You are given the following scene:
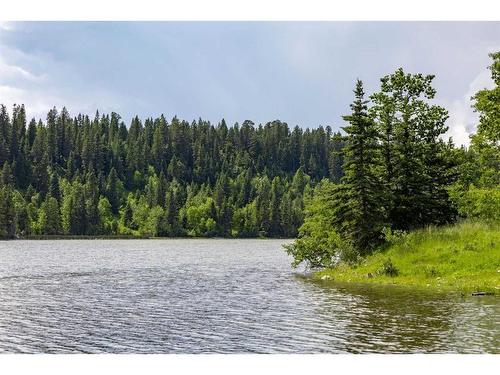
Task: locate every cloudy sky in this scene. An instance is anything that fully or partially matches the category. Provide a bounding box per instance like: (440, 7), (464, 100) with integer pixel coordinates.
(0, 22), (499, 145)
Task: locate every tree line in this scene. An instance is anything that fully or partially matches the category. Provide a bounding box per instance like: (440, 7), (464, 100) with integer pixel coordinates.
(286, 52), (500, 268)
(0, 108), (346, 238)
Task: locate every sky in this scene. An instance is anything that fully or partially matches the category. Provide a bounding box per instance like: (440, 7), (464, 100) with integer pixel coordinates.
(0, 21), (499, 146)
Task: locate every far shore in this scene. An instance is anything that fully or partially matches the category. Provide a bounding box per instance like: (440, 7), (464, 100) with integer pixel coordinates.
(2, 235), (295, 241)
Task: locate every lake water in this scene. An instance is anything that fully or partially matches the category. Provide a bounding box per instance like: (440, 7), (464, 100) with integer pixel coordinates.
(0, 239), (498, 353)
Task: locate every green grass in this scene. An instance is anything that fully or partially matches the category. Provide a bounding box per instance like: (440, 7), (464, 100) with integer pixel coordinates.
(314, 220), (500, 295)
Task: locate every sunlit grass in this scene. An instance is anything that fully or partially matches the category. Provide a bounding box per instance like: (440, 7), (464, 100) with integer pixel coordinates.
(315, 220), (500, 295)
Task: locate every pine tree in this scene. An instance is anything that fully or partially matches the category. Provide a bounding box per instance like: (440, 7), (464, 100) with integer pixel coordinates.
(1, 162), (14, 186)
(328, 133), (345, 183)
(84, 171), (101, 235)
(39, 196), (61, 235)
(269, 177), (282, 237)
(106, 167), (121, 214)
(279, 191), (295, 237)
(46, 107), (58, 166)
(255, 176), (271, 235)
(31, 127), (49, 196)
(217, 200), (233, 236)
(12, 191), (29, 236)
(0, 105), (11, 164)
(336, 80), (386, 254)
(61, 178), (87, 235)
(121, 197), (135, 230)
(0, 185), (15, 239)
(165, 190), (178, 235)
(214, 172), (229, 208)
(151, 119), (167, 174)
(48, 173), (61, 201)
(156, 172), (167, 207)
(98, 196), (114, 234)
(236, 168), (253, 206)
(291, 167), (309, 197)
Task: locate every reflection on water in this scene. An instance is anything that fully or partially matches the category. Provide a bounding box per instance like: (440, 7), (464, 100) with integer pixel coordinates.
(305, 281), (499, 353)
(0, 239), (498, 353)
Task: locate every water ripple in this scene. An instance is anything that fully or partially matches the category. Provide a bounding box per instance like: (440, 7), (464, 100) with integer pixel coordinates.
(0, 239), (498, 353)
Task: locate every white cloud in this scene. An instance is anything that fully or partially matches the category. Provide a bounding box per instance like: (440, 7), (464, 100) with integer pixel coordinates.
(0, 56), (42, 82)
(0, 22), (15, 31)
(0, 84), (61, 119)
(442, 68), (494, 147)
(0, 50), (59, 120)
(0, 39), (122, 121)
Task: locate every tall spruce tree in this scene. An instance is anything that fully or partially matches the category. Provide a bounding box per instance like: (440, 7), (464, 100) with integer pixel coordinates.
(0, 185), (15, 239)
(269, 176), (282, 237)
(336, 80), (386, 254)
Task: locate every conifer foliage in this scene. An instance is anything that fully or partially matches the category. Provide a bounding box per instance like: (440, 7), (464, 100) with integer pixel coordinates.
(335, 80), (386, 254)
(287, 64), (471, 267)
(0, 108), (342, 239)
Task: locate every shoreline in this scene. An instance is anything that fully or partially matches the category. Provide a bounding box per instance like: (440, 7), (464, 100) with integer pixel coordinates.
(311, 220), (500, 296)
(311, 271), (498, 296)
(2, 235), (295, 241)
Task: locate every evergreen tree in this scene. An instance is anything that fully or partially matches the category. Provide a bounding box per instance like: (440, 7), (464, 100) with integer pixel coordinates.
(61, 178), (87, 235)
(371, 69), (453, 229)
(151, 118), (167, 174)
(328, 133), (345, 183)
(12, 191), (29, 236)
(98, 196), (114, 234)
(165, 190), (178, 235)
(255, 176), (271, 235)
(0, 105), (10, 165)
(214, 172), (229, 209)
(269, 177), (282, 237)
(217, 201), (233, 236)
(48, 173), (61, 202)
(336, 80), (386, 254)
(121, 197), (135, 230)
(106, 167), (121, 214)
(30, 127), (49, 196)
(39, 196), (61, 235)
(279, 191), (295, 237)
(1, 162), (14, 186)
(84, 171), (101, 235)
(0, 185), (16, 239)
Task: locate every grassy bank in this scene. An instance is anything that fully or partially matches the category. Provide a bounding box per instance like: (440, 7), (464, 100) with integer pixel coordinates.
(314, 220), (500, 295)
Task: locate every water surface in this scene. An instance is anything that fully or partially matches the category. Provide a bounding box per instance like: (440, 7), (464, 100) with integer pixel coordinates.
(0, 239), (498, 353)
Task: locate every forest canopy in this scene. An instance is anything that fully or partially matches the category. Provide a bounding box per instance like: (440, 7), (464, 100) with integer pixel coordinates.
(0, 106), (344, 238)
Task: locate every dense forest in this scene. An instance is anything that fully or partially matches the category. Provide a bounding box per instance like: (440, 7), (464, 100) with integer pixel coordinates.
(286, 52), (500, 268)
(0, 105), (345, 238)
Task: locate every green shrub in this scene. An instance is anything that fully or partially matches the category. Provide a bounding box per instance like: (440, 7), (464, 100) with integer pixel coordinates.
(381, 226), (408, 245)
(284, 180), (346, 268)
(377, 258), (399, 277)
(338, 244), (361, 265)
(450, 185), (500, 222)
